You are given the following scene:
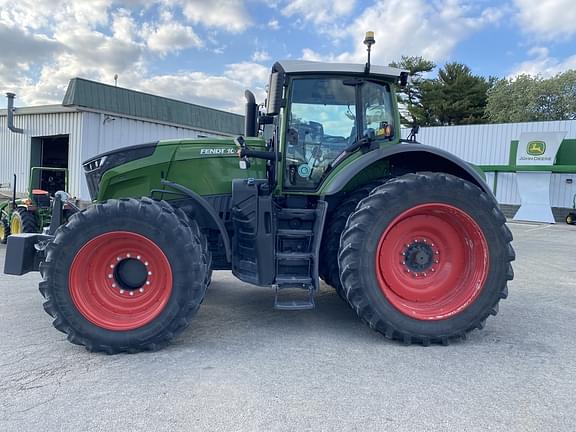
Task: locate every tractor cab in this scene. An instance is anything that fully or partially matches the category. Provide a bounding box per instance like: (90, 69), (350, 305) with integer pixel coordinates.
(239, 56), (408, 194)
(229, 44), (410, 309)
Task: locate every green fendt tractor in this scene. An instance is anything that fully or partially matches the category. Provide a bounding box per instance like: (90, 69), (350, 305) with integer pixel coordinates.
(4, 34), (514, 353)
(0, 167), (69, 243)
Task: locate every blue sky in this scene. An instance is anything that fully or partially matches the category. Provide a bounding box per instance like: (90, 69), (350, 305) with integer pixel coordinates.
(1, 0), (575, 113)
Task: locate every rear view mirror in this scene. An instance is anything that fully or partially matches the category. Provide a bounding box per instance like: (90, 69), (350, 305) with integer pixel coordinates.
(266, 72), (284, 116)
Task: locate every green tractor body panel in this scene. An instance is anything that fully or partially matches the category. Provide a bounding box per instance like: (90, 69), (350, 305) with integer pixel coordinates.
(96, 138), (268, 201)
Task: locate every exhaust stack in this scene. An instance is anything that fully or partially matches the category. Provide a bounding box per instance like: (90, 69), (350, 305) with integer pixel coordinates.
(244, 90), (258, 137)
(6, 93), (23, 134)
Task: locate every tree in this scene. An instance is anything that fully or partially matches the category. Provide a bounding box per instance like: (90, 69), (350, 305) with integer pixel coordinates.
(486, 71), (576, 123)
(389, 56), (435, 127)
(422, 62), (492, 126)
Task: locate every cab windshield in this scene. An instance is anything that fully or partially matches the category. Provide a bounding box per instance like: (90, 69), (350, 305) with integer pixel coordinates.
(284, 77), (394, 189)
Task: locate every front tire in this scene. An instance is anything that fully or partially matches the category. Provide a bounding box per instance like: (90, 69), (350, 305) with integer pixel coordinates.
(0, 215), (9, 244)
(40, 197), (207, 354)
(339, 173), (515, 345)
(10, 209), (38, 234)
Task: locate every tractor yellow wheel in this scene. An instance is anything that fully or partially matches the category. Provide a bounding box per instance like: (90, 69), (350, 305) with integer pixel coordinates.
(10, 209), (38, 234)
(10, 213), (22, 234)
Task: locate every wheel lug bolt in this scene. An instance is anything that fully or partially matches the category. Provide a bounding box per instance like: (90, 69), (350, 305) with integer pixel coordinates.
(108, 274), (113, 279)
(137, 255), (141, 260)
(148, 271), (152, 276)
(402, 261), (406, 265)
(146, 281), (151, 285)
(129, 291), (134, 296)
(139, 288), (144, 293)
(120, 289), (124, 294)
(144, 262), (149, 266)
(112, 283), (116, 288)
(116, 257), (121, 261)
(127, 253), (131, 258)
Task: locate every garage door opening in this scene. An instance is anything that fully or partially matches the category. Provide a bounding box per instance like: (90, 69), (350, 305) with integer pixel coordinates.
(30, 135), (69, 195)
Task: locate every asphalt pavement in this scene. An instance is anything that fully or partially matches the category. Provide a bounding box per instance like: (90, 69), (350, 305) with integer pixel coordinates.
(0, 222), (575, 431)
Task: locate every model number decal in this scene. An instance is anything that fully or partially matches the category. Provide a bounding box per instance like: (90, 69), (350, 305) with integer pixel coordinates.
(199, 148), (237, 155)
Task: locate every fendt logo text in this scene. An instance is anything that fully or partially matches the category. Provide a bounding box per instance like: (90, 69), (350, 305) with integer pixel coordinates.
(527, 141), (546, 156)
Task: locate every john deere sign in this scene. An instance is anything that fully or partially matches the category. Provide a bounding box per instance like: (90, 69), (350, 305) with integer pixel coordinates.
(516, 132), (566, 166)
(513, 131), (567, 224)
(527, 141), (546, 156)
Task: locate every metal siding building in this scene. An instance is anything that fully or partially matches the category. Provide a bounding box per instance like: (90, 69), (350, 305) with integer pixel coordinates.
(1, 79), (244, 201)
(404, 120), (576, 209)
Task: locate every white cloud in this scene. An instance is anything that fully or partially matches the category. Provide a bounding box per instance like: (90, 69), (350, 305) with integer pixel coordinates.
(136, 62), (269, 114)
(112, 8), (138, 43)
(224, 62), (270, 88)
(267, 19), (280, 30)
(169, 0), (252, 33)
(514, 0), (576, 40)
(252, 50), (271, 62)
(282, 0), (356, 24)
(300, 0), (504, 65)
(144, 22), (203, 54)
(510, 47), (576, 77)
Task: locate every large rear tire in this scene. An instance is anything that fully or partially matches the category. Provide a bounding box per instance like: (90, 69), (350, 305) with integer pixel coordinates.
(339, 173), (514, 345)
(40, 197), (207, 354)
(319, 181), (387, 300)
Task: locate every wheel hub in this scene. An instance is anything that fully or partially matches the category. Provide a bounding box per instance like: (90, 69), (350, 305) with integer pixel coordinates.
(113, 258), (148, 290)
(403, 241), (435, 273)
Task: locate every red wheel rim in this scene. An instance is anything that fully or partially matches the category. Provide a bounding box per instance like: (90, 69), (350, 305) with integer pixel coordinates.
(376, 203), (489, 320)
(69, 231), (173, 331)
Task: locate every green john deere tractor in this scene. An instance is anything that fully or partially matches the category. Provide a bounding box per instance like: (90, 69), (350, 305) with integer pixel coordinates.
(0, 167), (69, 243)
(4, 33), (514, 353)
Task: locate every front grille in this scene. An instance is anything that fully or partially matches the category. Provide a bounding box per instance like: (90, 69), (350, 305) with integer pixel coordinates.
(82, 142), (157, 201)
(85, 170), (101, 200)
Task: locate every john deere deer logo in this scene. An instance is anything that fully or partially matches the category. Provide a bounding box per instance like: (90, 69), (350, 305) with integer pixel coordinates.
(527, 140), (546, 156)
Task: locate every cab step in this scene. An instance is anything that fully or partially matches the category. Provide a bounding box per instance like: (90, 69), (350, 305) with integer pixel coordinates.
(273, 284), (315, 311)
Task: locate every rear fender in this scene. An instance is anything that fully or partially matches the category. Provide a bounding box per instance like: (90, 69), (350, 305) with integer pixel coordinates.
(321, 143), (492, 197)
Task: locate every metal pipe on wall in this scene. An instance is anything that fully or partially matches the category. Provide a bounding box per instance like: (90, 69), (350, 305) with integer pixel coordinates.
(6, 93), (24, 134)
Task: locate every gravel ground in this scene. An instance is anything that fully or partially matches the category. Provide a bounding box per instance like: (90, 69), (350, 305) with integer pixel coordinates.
(0, 222), (575, 431)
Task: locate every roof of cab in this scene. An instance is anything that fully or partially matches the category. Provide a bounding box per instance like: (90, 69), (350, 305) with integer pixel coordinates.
(273, 60), (407, 79)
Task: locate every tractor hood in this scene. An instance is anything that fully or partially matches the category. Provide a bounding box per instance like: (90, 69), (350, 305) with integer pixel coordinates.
(84, 137), (268, 201)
